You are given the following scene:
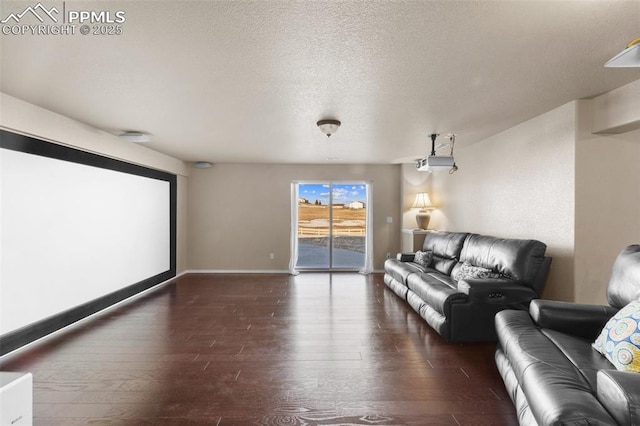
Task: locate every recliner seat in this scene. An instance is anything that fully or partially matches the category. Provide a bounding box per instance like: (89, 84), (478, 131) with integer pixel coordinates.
(495, 245), (640, 425)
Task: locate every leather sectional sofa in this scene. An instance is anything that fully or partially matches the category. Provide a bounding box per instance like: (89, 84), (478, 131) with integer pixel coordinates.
(495, 245), (640, 425)
(384, 230), (551, 342)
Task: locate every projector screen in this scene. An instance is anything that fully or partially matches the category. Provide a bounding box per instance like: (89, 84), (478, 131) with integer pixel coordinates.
(0, 131), (176, 344)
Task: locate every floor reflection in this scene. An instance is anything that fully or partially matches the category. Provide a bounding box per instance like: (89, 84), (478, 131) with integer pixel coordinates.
(1, 272), (517, 424)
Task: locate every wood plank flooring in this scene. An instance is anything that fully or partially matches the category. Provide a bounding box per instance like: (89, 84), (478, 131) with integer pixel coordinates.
(0, 273), (518, 425)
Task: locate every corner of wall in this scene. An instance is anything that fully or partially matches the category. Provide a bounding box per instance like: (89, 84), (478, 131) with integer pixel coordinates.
(574, 85), (640, 304)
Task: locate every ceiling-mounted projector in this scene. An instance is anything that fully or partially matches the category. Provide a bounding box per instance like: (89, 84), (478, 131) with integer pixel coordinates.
(415, 133), (458, 173)
(415, 155), (455, 171)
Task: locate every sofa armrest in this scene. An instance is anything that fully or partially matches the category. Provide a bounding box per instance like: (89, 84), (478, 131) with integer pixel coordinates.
(529, 299), (617, 340)
(457, 279), (538, 308)
(597, 370), (640, 426)
(396, 252), (415, 262)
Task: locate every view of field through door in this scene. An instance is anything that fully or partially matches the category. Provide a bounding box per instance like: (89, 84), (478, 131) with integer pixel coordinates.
(296, 182), (367, 270)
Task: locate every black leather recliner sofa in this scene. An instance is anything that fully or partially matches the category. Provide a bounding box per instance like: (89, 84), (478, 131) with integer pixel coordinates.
(383, 230), (551, 342)
(495, 244), (640, 425)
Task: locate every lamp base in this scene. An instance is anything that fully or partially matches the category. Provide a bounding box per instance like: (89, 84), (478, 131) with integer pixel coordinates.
(415, 210), (432, 230)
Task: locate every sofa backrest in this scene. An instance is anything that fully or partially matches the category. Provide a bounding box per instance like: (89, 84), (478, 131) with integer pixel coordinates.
(607, 245), (640, 309)
(422, 231), (469, 275)
(459, 234), (548, 290)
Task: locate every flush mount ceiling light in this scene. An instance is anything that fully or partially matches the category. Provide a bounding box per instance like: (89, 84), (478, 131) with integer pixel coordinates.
(605, 36), (640, 67)
(193, 161), (213, 169)
(118, 131), (151, 143)
(316, 119), (341, 137)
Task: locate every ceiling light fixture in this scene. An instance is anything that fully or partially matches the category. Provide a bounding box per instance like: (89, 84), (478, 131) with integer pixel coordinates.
(118, 131), (151, 143)
(605, 36), (640, 67)
(193, 162), (213, 169)
(317, 119), (341, 137)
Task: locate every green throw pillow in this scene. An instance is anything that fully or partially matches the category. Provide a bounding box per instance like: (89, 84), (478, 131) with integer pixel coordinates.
(593, 299), (640, 372)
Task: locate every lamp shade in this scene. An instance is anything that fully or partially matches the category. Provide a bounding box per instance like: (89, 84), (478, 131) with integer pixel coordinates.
(412, 192), (434, 210)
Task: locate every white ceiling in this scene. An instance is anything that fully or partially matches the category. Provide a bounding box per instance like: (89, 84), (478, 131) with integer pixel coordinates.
(1, 0), (639, 164)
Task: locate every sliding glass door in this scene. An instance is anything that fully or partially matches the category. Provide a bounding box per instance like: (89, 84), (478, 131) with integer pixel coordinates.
(295, 182), (367, 270)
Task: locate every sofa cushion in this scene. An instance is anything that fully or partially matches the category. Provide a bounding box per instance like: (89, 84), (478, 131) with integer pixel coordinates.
(593, 299), (640, 372)
(542, 329), (614, 390)
(459, 234), (546, 287)
(597, 370), (640, 426)
(422, 231), (468, 275)
(383, 258), (425, 285)
(407, 273), (466, 316)
(414, 250), (433, 268)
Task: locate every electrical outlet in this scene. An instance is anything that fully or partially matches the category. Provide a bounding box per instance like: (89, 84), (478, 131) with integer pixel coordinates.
(269, 253), (275, 260)
(386, 252), (391, 259)
(386, 216), (393, 224)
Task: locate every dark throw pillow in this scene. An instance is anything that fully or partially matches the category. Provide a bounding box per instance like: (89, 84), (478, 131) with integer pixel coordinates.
(414, 250), (433, 268)
(453, 262), (501, 281)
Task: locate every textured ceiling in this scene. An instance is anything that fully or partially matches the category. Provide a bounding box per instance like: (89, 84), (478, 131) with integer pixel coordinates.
(1, 0), (639, 164)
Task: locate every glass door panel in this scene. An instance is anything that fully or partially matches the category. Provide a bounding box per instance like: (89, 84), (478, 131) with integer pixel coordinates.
(296, 183), (330, 268)
(331, 184), (366, 269)
(295, 182), (367, 270)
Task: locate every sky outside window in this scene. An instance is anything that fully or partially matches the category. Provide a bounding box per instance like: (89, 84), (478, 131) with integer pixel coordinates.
(299, 183), (366, 205)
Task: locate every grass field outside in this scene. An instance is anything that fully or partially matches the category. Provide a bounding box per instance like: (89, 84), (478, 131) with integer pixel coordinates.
(297, 205), (365, 238)
(298, 204), (366, 268)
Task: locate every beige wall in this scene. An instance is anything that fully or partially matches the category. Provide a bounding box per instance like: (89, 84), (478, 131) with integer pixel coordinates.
(592, 79), (640, 134)
(177, 175), (189, 273)
(575, 101), (640, 304)
(401, 163), (431, 230)
(0, 93), (190, 273)
(0, 94), (188, 177)
(425, 103), (577, 301)
(187, 163), (401, 271)
(401, 79), (640, 303)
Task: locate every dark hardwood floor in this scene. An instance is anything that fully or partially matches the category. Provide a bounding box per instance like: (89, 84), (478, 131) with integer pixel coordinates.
(0, 273), (518, 425)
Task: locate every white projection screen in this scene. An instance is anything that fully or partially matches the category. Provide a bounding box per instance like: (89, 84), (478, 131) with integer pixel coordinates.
(0, 131), (176, 354)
